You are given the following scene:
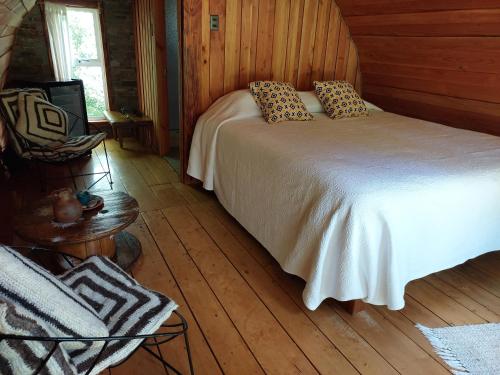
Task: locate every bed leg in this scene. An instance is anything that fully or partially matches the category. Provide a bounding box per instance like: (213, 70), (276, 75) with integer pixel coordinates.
(342, 300), (366, 315)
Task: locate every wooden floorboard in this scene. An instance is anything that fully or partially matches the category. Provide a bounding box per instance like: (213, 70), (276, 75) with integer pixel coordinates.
(165, 205), (320, 374)
(142, 210), (264, 375)
(4, 139), (500, 375)
(188, 202), (359, 374)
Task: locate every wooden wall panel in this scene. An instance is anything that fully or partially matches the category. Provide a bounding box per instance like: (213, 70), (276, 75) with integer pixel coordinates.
(271, 0), (290, 82)
(311, 0), (332, 82)
(323, 6), (340, 80)
(336, 0), (500, 16)
(209, 0), (225, 101)
(182, 0), (361, 181)
(336, 0), (500, 137)
(296, 0), (318, 89)
(255, 0), (276, 81)
(239, 0), (258, 86)
(134, 0), (169, 154)
(284, 0), (305, 86)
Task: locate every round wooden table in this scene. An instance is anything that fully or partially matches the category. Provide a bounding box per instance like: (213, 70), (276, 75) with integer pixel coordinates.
(13, 191), (141, 270)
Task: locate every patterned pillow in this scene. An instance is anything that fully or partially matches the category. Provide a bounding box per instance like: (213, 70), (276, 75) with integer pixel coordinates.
(249, 81), (314, 124)
(0, 245), (108, 353)
(0, 88), (49, 154)
(16, 92), (68, 146)
(0, 300), (77, 375)
(0, 88), (49, 127)
(59, 256), (178, 375)
(313, 81), (368, 119)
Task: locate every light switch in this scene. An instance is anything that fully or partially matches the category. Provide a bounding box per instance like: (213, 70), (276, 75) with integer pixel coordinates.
(210, 15), (219, 31)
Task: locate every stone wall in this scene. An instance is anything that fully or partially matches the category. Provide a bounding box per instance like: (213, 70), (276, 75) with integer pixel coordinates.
(7, 5), (53, 83)
(7, 0), (138, 112)
(101, 0), (137, 111)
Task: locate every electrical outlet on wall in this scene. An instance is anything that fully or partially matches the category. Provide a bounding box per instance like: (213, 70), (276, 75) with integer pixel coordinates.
(210, 15), (219, 31)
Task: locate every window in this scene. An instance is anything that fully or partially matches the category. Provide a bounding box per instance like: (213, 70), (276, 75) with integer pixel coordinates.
(66, 7), (108, 119)
(45, 3), (109, 120)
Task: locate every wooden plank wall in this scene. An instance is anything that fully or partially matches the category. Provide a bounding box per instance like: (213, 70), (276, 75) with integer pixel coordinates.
(336, 0), (500, 136)
(134, 0), (169, 154)
(182, 0), (361, 181)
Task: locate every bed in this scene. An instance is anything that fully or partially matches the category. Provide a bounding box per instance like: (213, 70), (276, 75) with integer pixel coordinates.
(188, 90), (500, 311)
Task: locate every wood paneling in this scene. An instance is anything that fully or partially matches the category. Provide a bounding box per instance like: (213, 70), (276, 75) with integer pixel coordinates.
(181, 0), (361, 181)
(336, 0), (500, 16)
(336, 0), (500, 136)
(134, 0), (169, 154)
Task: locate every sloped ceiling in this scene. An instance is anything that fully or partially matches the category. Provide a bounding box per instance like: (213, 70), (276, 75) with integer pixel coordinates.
(0, 0), (37, 150)
(0, 0), (37, 89)
(337, 0), (500, 135)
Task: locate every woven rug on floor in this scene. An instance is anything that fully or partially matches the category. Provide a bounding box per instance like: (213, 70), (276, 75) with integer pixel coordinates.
(417, 323), (500, 375)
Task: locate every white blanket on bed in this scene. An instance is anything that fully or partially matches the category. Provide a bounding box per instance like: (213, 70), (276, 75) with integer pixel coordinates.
(188, 91), (500, 310)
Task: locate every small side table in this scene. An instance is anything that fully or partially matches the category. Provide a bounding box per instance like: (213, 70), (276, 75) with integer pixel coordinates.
(104, 110), (153, 149)
(13, 191), (141, 270)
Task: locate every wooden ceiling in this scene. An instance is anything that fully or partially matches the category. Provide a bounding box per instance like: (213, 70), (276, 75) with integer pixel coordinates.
(337, 0), (500, 136)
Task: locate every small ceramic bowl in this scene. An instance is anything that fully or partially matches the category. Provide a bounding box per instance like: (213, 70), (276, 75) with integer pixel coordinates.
(77, 191), (91, 205)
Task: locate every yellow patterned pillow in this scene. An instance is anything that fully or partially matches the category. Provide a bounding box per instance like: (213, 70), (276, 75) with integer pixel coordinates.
(313, 81), (368, 119)
(249, 81), (314, 124)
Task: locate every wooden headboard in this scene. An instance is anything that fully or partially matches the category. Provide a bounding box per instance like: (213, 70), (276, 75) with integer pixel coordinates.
(181, 0), (361, 182)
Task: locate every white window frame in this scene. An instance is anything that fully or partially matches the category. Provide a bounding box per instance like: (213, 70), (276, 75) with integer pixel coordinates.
(67, 6), (109, 118)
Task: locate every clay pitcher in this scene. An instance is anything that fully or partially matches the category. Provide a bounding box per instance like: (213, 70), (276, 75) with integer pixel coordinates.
(52, 188), (83, 223)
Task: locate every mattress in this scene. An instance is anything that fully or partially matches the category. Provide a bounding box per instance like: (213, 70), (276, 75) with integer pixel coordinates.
(188, 90), (500, 310)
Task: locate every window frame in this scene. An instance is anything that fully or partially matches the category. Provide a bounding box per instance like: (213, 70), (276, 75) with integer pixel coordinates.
(67, 6), (110, 118)
(41, 0), (113, 121)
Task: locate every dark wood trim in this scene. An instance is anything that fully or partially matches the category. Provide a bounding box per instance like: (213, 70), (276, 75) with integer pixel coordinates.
(98, 0), (114, 111)
(178, 0), (188, 183)
(133, 0), (169, 155)
(38, 1), (56, 80)
(88, 119), (109, 127)
(132, 0), (142, 110)
(154, 0), (169, 156)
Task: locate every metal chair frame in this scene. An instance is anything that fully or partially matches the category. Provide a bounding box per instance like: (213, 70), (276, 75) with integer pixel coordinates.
(0, 246), (194, 375)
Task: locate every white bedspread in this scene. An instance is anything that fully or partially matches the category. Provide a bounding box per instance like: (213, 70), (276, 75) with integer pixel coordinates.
(188, 91), (500, 310)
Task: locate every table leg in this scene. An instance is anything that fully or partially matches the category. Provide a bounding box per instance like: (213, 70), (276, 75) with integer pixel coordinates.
(137, 127), (143, 145)
(54, 232), (141, 271)
(135, 127), (140, 144)
(56, 236), (115, 260)
(114, 231), (142, 270)
(147, 127), (152, 148)
(118, 129), (124, 149)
